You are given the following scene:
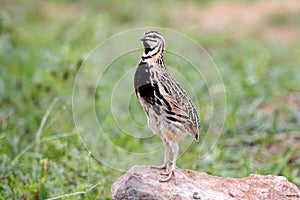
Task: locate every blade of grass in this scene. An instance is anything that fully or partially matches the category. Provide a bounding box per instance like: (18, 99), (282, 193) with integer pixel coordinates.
(45, 182), (101, 200)
(274, 150), (294, 175)
(35, 97), (59, 154)
(9, 131), (77, 170)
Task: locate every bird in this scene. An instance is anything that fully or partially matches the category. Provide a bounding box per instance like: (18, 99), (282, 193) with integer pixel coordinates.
(134, 30), (200, 183)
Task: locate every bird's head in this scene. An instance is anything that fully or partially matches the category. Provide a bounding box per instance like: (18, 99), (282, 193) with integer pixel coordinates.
(140, 30), (165, 58)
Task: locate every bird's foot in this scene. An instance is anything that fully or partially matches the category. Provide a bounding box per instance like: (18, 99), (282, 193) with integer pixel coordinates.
(159, 168), (178, 185)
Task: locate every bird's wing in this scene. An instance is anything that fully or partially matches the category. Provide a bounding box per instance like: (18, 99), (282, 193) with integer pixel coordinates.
(158, 71), (200, 141)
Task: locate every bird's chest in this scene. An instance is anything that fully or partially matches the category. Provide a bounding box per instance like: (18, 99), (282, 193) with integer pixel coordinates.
(134, 63), (162, 108)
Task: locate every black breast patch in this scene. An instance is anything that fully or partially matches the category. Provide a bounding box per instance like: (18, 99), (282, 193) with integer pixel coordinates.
(134, 62), (171, 116)
(134, 62), (156, 106)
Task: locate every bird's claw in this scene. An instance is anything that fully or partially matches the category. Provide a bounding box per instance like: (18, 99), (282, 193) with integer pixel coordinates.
(159, 168), (177, 185)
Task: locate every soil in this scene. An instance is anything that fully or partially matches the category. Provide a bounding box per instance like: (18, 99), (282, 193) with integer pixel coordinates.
(174, 0), (300, 42)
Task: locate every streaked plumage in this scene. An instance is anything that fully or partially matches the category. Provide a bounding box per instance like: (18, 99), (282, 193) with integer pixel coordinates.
(134, 30), (200, 183)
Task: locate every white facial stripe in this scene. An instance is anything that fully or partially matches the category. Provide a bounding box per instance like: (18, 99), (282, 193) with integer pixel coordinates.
(142, 43), (162, 58)
(141, 32), (165, 59)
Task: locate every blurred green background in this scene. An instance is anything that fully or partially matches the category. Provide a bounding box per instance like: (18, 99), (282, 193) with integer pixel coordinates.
(0, 0), (300, 199)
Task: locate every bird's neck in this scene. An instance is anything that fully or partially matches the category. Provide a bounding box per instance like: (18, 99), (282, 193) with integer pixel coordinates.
(141, 49), (166, 70)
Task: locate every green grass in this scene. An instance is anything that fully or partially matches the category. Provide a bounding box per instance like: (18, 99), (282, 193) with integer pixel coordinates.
(1, 0), (300, 199)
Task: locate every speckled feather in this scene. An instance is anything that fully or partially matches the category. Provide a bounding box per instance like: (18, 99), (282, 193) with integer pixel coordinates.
(134, 31), (200, 142)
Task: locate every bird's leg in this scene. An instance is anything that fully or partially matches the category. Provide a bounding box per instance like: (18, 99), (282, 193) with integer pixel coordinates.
(151, 140), (169, 171)
(160, 142), (178, 184)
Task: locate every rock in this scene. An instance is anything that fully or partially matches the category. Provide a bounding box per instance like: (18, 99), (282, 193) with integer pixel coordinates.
(111, 165), (300, 200)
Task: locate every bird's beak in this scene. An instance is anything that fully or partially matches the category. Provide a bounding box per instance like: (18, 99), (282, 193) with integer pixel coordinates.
(140, 36), (146, 42)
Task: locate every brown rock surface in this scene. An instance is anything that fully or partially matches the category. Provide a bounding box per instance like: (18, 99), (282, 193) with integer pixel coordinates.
(111, 165), (300, 200)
